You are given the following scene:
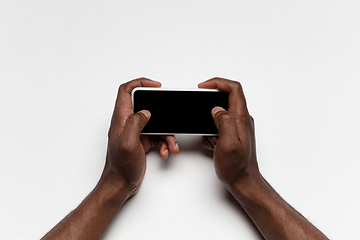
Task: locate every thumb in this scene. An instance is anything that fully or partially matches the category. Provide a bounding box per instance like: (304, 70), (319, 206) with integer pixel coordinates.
(121, 110), (151, 140)
(212, 107), (239, 145)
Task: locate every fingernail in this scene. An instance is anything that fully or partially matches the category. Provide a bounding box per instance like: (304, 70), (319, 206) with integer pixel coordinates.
(164, 149), (169, 158)
(176, 143), (179, 150)
(212, 106), (225, 116)
(139, 110), (151, 118)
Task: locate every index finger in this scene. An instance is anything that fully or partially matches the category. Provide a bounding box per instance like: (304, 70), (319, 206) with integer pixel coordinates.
(110, 78), (161, 138)
(198, 77), (252, 142)
(198, 77), (249, 118)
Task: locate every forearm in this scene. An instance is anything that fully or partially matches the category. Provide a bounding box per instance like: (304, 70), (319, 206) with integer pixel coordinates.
(228, 174), (329, 240)
(41, 174), (132, 240)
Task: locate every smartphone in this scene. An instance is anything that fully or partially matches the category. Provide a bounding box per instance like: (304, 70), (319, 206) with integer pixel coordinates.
(131, 88), (229, 135)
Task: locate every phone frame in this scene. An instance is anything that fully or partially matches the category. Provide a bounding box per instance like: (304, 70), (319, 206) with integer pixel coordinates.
(131, 87), (224, 136)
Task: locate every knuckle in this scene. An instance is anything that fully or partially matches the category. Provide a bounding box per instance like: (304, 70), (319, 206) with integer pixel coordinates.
(249, 115), (255, 131)
(108, 127), (112, 139)
(219, 142), (239, 155)
(118, 83), (126, 94)
(236, 113), (251, 126)
(135, 77), (148, 81)
(118, 80), (137, 95)
(210, 77), (225, 81)
(126, 113), (142, 125)
(217, 112), (234, 124)
(249, 115), (254, 123)
(119, 140), (133, 154)
(249, 115), (255, 125)
(233, 81), (243, 90)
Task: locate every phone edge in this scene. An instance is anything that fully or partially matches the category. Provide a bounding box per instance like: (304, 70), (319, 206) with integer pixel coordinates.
(131, 87), (221, 136)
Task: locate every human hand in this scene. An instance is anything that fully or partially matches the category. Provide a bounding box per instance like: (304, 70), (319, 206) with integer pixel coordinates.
(198, 78), (259, 189)
(103, 78), (179, 197)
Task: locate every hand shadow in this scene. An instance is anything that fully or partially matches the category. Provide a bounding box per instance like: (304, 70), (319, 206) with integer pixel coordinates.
(108, 135), (264, 239)
(158, 135), (263, 239)
(174, 135), (263, 239)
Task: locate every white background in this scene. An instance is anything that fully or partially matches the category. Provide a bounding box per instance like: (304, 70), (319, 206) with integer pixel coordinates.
(1, 0), (359, 239)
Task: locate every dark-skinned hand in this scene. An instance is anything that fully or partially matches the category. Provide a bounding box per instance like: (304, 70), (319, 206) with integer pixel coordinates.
(102, 78), (180, 197)
(199, 77), (259, 189)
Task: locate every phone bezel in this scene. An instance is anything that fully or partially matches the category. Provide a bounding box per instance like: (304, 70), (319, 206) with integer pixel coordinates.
(131, 87), (223, 136)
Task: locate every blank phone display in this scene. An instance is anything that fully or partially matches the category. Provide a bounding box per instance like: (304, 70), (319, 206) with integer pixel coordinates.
(133, 90), (229, 135)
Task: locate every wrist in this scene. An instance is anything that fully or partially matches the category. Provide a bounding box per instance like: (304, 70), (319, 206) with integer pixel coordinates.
(226, 172), (270, 209)
(97, 171), (135, 205)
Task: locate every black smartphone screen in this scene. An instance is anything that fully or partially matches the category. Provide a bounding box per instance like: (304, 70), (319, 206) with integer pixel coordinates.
(132, 89), (229, 135)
